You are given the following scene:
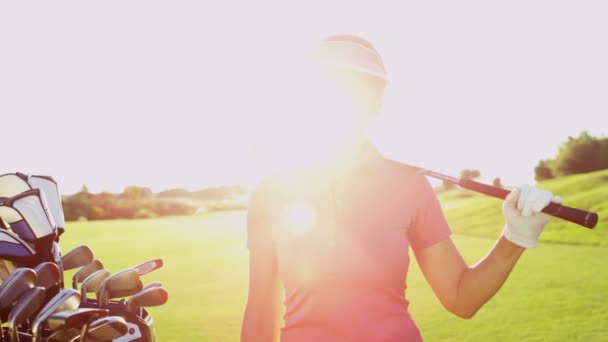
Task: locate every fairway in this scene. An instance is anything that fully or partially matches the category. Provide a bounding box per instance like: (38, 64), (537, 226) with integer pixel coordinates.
(59, 212), (607, 341)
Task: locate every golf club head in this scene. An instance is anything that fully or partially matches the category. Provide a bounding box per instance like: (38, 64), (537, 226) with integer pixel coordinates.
(142, 281), (162, 291)
(72, 259), (103, 290)
(0, 173), (31, 198)
(46, 308), (109, 330)
(61, 245), (94, 271)
(81, 269), (110, 301)
(7, 286), (46, 342)
(83, 316), (129, 341)
(31, 289), (80, 341)
(0, 189), (57, 254)
(97, 269), (142, 308)
(0, 268), (36, 312)
(0, 229), (36, 264)
(34, 262), (60, 290)
(132, 259), (163, 276)
(47, 327), (82, 342)
(28, 175), (66, 236)
(126, 286), (168, 312)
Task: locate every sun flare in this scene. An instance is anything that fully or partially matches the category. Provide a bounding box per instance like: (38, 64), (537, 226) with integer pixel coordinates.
(280, 204), (317, 235)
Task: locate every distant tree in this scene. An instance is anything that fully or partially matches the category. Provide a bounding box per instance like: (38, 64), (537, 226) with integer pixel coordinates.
(460, 169), (481, 180)
(442, 180), (456, 191)
(122, 186), (154, 201)
(158, 188), (192, 198)
(534, 132), (608, 180)
(534, 160), (554, 181)
(553, 131), (608, 176)
(492, 177), (503, 188)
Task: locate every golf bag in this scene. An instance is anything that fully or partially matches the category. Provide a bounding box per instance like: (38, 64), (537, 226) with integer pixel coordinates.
(0, 172), (165, 341)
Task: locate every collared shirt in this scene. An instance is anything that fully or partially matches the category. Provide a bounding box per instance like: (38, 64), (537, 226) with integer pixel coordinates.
(247, 143), (451, 342)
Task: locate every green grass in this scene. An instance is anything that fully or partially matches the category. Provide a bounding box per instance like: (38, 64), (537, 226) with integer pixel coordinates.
(438, 169), (608, 245)
(58, 171), (607, 341)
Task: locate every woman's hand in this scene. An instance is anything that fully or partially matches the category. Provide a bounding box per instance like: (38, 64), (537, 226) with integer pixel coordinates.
(502, 184), (563, 248)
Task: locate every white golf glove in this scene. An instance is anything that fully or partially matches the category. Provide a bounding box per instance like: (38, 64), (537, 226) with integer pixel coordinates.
(502, 184), (562, 248)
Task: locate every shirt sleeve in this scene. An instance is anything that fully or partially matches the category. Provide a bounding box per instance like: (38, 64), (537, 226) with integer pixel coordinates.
(409, 175), (452, 251)
(246, 178), (277, 252)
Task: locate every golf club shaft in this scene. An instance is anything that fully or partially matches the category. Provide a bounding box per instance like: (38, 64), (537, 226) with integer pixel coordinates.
(416, 167), (598, 229)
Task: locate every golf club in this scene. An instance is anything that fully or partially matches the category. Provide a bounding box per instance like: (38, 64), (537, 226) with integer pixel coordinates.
(72, 260), (103, 290)
(0, 173), (31, 199)
(406, 163), (599, 229)
(27, 175), (66, 236)
(34, 262), (60, 290)
(131, 259), (163, 276)
(125, 286), (168, 312)
(0, 189), (56, 248)
(46, 327), (82, 342)
(6, 286), (46, 342)
(0, 269), (37, 327)
(80, 270), (110, 303)
(45, 308), (108, 331)
(97, 269), (142, 308)
(142, 281), (162, 291)
(80, 316), (129, 341)
(50, 241), (65, 288)
(31, 289), (81, 342)
(61, 246), (94, 271)
(0, 230), (37, 265)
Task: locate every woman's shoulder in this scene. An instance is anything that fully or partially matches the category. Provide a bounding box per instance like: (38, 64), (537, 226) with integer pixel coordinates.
(381, 157), (428, 185)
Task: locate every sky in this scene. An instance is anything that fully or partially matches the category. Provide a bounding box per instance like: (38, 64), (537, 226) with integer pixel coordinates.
(1, 1), (606, 194)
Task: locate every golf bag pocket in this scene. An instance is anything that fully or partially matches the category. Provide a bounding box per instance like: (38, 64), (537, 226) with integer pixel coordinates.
(0, 189), (57, 259)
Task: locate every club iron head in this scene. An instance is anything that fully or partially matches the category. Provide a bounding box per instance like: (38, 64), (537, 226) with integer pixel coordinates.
(31, 289), (81, 342)
(142, 281), (162, 291)
(80, 269), (110, 302)
(132, 259), (163, 276)
(34, 262), (60, 290)
(97, 269), (142, 308)
(0, 268), (36, 312)
(72, 259), (103, 290)
(47, 327), (82, 342)
(46, 308), (109, 331)
(7, 286), (46, 342)
(82, 316), (129, 341)
(126, 286), (168, 312)
(61, 245), (94, 270)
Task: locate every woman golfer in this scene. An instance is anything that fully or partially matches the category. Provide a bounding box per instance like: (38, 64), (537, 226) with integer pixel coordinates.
(241, 35), (561, 342)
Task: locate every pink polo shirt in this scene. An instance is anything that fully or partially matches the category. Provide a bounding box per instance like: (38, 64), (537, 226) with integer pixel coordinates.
(247, 144), (451, 342)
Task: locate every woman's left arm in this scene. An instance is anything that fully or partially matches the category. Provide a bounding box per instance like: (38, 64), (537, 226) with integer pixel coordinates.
(414, 185), (560, 319)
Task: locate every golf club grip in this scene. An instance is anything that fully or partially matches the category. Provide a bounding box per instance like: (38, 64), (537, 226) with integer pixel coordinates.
(459, 179), (598, 229)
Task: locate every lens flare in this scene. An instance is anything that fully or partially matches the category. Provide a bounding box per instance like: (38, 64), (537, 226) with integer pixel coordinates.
(280, 204), (317, 235)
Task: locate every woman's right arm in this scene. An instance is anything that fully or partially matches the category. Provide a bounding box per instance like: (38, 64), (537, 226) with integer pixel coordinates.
(241, 180), (282, 342)
(241, 248), (282, 342)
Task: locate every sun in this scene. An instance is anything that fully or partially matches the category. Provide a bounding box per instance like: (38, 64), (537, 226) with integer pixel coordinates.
(279, 203), (317, 235)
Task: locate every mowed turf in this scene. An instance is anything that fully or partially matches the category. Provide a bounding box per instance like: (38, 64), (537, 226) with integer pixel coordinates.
(60, 211), (607, 341)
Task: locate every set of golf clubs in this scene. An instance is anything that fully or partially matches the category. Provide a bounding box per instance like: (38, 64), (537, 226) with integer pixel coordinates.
(0, 172), (168, 341)
(0, 245), (168, 342)
(0, 245), (168, 341)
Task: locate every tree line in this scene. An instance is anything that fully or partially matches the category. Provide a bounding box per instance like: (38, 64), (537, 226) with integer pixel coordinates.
(441, 131), (606, 192)
(62, 185), (248, 221)
(535, 131), (608, 181)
